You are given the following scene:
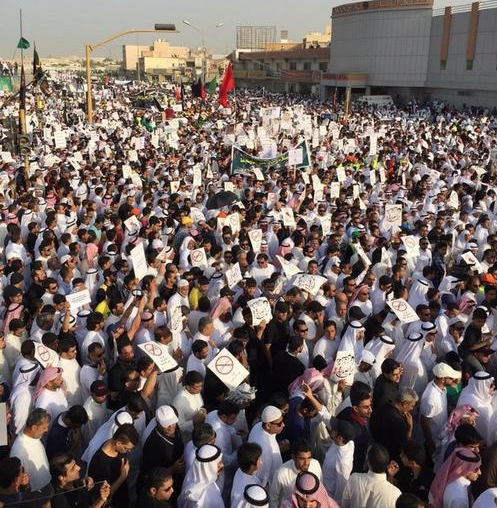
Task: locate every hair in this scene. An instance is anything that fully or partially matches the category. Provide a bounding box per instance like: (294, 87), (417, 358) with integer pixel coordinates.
(49, 453), (77, 482)
(26, 408), (50, 428)
(192, 339), (208, 355)
(291, 438), (312, 456)
(381, 358), (400, 375)
(402, 441), (426, 466)
(227, 339), (245, 358)
(287, 335), (304, 353)
(191, 423), (215, 448)
(0, 457), (22, 488)
(473, 307), (488, 320)
(198, 317), (213, 333)
(454, 423), (482, 446)
(126, 392), (146, 414)
(237, 442), (263, 472)
(350, 381), (371, 407)
(184, 370), (203, 386)
(113, 423), (139, 445)
(395, 493), (425, 508)
(367, 443), (390, 474)
(65, 405), (89, 427)
(146, 467), (172, 490)
(217, 400), (240, 418)
(58, 337), (77, 354)
(137, 356), (154, 373)
(395, 387), (419, 405)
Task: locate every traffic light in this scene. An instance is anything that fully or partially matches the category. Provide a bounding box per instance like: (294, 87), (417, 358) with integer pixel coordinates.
(17, 134), (31, 156)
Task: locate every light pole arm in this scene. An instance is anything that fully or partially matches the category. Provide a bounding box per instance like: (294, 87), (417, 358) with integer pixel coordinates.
(89, 28), (179, 51)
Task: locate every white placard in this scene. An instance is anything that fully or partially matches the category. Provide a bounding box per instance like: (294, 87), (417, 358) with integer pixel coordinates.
(276, 255), (301, 279)
(461, 251), (483, 272)
(138, 342), (177, 372)
(124, 215), (141, 233)
(252, 168), (264, 181)
(369, 170), (377, 186)
(330, 182), (340, 198)
(53, 131), (66, 150)
(224, 182), (234, 192)
(320, 217), (331, 236)
(402, 236), (420, 257)
(302, 172), (310, 185)
(248, 229), (263, 253)
(384, 204), (403, 229)
(34, 343), (58, 368)
(355, 244), (371, 266)
(336, 167), (346, 183)
(282, 207), (296, 227)
(331, 350), (355, 384)
(193, 165), (202, 187)
(225, 262), (243, 289)
(65, 289), (91, 312)
(288, 148), (303, 166)
(134, 137), (145, 151)
(294, 274), (327, 296)
(207, 348), (249, 390)
(122, 164), (132, 179)
(130, 173), (143, 188)
(191, 248), (208, 269)
(369, 134), (377, 156)
(130, 243), (148, 280)
(227, 213), (241, 234)
(247, 297), (273, 326)
(169, 305), (183, 334)
(387, 298), (419, 323)
(0, 152), (13, 163)
(170, 180), (180, 193)
(0, 404), (7, 446)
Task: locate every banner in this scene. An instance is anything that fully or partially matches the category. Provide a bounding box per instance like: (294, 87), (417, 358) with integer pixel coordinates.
(231, 139), (310, 174)
(0, 77), (12, 93)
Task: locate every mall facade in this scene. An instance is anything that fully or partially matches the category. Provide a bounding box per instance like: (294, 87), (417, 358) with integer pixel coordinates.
(321, 0), (497, 108)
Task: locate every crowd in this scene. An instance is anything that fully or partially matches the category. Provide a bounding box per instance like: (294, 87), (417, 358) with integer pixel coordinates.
(0, 72), (496, 508)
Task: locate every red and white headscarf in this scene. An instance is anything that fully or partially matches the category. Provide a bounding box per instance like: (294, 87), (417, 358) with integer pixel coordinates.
(290, 472), (340, 508)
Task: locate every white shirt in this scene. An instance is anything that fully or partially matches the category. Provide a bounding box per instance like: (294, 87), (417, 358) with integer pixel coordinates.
(79, 365), (102, 403)
(35, 388), (69, 424)
(10, 433), (50, 490)
(269, 459), (322, 508)
(323, 441), (354, 500)
(341, 470), (401, 508)
(420, 380), (447, 446)
(443, 477), (471, 508)
(81, 396), (112, 448)
(58, 357), (82, 406)
(231, 469), (261, 507)
(248, 423), (282, 486)
(172, 387), (203, 440)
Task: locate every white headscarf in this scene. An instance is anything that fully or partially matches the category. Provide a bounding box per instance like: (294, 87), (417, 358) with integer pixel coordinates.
(178, 444), (223, 508)
(365, 336), (395, 378)
(395, 332), (424, 365)
(234, 484), (269, 508)
(338, 321), (364, 361)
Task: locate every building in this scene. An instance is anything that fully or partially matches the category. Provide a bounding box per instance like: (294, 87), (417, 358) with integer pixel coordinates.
(236, 26), (277, 50)
(122, 40), (200, 81)
(321, 0), (497, 108)
(233, 26), (331, 94)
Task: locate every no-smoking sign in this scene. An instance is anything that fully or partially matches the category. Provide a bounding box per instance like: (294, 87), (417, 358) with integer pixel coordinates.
(215, 355), (234, 375)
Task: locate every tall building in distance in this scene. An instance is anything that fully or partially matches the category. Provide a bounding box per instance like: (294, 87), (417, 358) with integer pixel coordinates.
(236, 26), (277, 50)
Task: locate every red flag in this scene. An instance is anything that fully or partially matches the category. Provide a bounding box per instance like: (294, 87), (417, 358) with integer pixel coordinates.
(218, 61), (234, 107)
(175, 85), (181, 102)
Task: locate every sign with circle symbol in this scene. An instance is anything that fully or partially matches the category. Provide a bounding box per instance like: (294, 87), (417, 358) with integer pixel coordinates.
(208, 348), (249, 390)
(192, 250), (203, 262)
(34, 344), (58, 368)
(215, 355), (234, 375)
(144, 343), (163, 357)
(38, 346), (50, 363)
(391, 300), (407, 312)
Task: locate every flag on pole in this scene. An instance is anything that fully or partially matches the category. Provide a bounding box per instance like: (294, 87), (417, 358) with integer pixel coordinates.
(219, 62), (234, 108)
(207, 76), (217, 94)
(18, 63), (26, 134)
(33, 45), (40, 76)
(17, 37), (30, 50)
(175, 85), (181, 102)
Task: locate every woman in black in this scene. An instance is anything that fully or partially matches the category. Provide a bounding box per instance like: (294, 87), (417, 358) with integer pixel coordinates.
(88, 423), (139, 507)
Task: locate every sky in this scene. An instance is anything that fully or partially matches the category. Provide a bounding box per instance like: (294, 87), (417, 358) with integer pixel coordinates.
(0, 0), (479, 59)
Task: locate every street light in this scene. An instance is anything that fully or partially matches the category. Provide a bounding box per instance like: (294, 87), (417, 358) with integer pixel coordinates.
(182, 20), (222, 83)
(85, 24), (178, 124)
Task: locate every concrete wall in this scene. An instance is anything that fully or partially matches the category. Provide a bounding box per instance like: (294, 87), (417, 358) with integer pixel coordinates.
(329, 8), (433, 87)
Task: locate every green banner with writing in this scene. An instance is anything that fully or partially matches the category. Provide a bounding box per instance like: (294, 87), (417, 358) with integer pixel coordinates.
(230, 139), (310, 174)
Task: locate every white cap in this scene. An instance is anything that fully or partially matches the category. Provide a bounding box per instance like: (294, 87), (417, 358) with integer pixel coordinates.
(261, 405), (282, 423)
(195, 444), (221, 462)
(60, 254), (72, 265)
(177, 279), (189, 288)
(432, 362), (461, 379)
(243, 484), (269, 506)
(360, 350), (376, 366)
(152, 239), (164, 250)
(156, 405), (178, 428)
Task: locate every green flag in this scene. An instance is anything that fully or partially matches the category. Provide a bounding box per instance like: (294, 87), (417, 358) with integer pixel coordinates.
(207, 77), (217, 94)
(17, 37), (30, 49)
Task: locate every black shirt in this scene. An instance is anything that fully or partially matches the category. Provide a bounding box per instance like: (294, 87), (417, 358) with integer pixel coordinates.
(136, 489), (172, 508)
(337, 406), (371, 473)
(272, 351), (305, 395)
(141, 427), (184, 479)
(459, 323), (482, 358)
(373, 404), (409, 463)
(263, 318), (290, 357)
(396, 465), (434, 503)
(88, 448), (127, 508)
(46, 413), (74, 460)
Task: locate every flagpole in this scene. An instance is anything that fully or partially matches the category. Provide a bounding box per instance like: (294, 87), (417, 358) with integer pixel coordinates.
(20, 9), (24, 69)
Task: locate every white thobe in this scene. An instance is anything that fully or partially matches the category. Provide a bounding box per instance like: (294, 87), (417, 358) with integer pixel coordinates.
(172, 388), (203, 440)
(81, 396), (112, 448)
(58, 357), (82, 406)
(10, 433), (50, 490)
(323, 441), (354, 500)
(247, 423), (282, 486)
(231, 469), (261, 507)
(35, 388), (69, 423)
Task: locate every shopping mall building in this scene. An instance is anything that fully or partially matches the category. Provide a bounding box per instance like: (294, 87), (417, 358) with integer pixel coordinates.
(321, 0), (497, 108)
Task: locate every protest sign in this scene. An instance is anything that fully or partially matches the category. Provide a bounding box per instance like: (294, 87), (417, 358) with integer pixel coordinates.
(208, 349), (249, 389)
(34, 343), (59, 368)
(130, 243), (147, 280)
(225, 263), (243, 288)
(387, 298), (419, 323)
(66, 289), (91, 312)
(293, 274), (327, 296)
(247, 297), (272, 326)
(248, 229), (263, 253)
(138, 342), (177, 372)
(331, 350), (355, 384)
(384, 205), (402, 228)
(191, 248), (208, 269)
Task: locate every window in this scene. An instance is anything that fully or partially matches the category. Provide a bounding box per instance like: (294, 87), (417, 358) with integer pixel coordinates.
(289, 62), (297, 70)
(319, 62), (328, 72)
(466, 60), (473, 70)
(440, 60), (446, 70)
(303, 62), (311, 71)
